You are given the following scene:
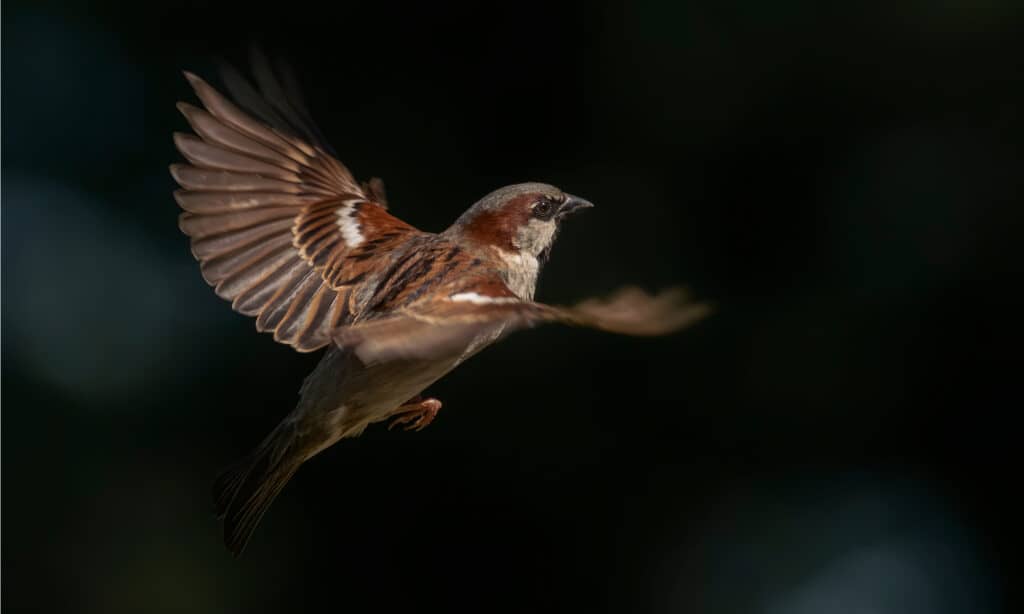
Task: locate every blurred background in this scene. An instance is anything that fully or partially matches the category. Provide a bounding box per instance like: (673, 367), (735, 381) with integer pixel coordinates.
(3, 1), (1021, 612)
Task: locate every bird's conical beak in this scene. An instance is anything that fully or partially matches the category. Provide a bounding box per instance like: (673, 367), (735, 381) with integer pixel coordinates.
(557, 195), (595, 219)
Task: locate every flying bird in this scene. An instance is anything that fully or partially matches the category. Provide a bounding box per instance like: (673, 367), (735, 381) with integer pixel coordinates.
(171, 52), (710, 556)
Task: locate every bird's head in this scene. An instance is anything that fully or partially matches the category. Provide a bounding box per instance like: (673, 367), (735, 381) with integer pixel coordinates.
(447, 182), (594, 264)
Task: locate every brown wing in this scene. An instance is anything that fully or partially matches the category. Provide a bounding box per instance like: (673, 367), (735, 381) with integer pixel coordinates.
(217, 48), (337, 159)
(335, 279), (712, 364)
(172, 67), (423, 352)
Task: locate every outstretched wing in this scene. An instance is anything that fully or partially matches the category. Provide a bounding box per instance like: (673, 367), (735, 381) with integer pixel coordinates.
(172, 65), (423, 352)
(218, 48), (337, 159)
(336, 278), (711, 364)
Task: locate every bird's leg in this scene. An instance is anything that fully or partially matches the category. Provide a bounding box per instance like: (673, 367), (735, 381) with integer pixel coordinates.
(388, 395), (443, 431)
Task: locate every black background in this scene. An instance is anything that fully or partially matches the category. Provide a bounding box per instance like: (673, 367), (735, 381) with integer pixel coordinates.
(3, 1), (1021, 612)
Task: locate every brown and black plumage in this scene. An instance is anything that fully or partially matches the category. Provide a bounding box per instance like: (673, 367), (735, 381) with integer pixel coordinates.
(172, 54), (710, 555)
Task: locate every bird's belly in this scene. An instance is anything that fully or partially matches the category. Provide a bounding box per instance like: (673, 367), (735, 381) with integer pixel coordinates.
(308, 352), (460, 437)
(347, 358), (458, 416)
(297, 333), (499, 453)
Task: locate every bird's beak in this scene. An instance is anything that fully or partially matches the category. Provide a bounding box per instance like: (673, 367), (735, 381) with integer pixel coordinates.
(557, 194), (595, 219)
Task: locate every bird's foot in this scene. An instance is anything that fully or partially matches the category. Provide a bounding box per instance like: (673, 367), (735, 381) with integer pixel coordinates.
(388, 397), (442, 431)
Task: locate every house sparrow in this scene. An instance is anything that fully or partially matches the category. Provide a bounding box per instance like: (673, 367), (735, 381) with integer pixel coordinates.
(172, 52), (710, 556)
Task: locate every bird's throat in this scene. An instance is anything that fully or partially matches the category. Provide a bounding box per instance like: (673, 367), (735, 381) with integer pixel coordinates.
(496, 249), (540, 300)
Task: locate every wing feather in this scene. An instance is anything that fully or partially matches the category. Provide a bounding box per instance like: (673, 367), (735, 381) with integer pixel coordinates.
(170, 164), (314, 194)
(234, 256), (309, 315)
(200, 234), (294, 284)
(188, 218), (295, 260)
(336, 284), (711, 364)
(173, 133), (301, 181)
(247, 47), (326, 149)
(185, 71), (316, 160)
(172, 64), (423, 352)
(174, 190), (322, 214)
(178, 206), (297, 238)
(177, 102), (305, 171)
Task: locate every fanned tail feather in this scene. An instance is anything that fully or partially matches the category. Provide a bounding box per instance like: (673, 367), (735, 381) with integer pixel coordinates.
(212, 424), (304, 556)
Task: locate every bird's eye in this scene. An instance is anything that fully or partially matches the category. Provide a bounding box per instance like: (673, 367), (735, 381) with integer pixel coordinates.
(532, 199), (554, 219)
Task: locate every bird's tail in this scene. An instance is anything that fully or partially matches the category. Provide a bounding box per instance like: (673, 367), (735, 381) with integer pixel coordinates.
(212, 422), (305, 556)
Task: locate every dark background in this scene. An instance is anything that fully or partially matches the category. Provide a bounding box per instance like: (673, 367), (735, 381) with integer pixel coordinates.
(3, 1), (1021, 612)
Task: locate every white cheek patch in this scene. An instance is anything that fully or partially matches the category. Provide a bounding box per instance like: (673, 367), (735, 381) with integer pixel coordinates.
(450, 292), (519, 305)
(515, 218), (557, 258)
(335, 199), (365, 247)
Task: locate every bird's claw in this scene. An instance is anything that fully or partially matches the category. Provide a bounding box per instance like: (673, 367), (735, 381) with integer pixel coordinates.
(388, 398), (442, 431)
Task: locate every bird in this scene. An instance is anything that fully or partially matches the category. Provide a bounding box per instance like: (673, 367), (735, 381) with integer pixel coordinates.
(171, 51), (710, 556)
